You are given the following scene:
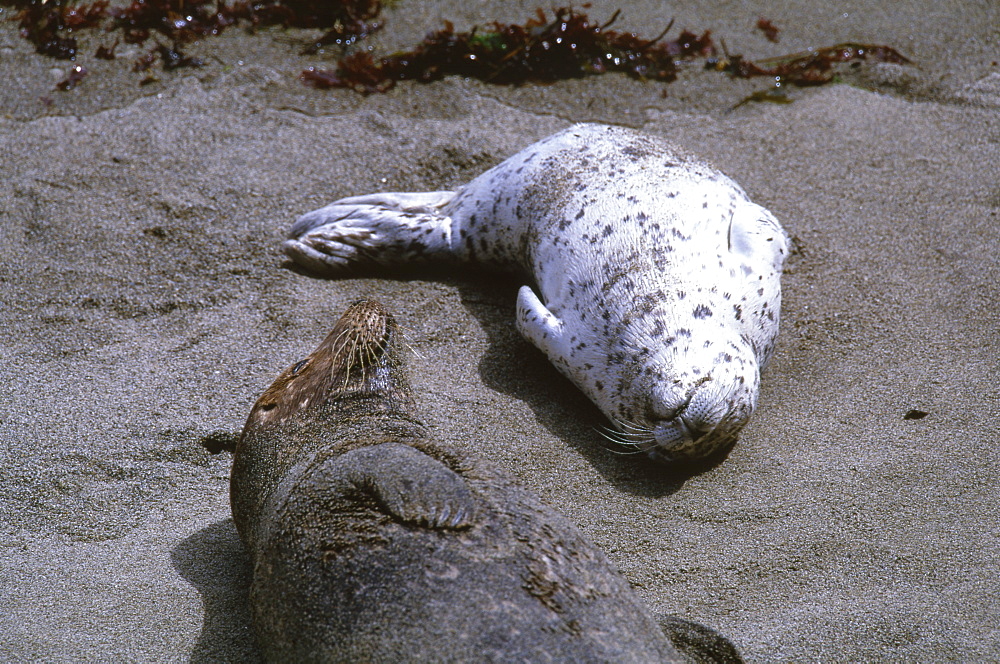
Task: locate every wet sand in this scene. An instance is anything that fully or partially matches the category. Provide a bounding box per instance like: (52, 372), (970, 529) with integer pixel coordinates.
(1, 0), (999, 660)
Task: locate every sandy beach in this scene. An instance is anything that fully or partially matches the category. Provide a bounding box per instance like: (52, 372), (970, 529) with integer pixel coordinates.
(1, 0), (999, 660)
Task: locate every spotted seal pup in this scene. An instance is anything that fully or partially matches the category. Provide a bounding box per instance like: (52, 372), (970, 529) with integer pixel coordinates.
(284, 123), (788, 463)
(230, 299), (743, 662)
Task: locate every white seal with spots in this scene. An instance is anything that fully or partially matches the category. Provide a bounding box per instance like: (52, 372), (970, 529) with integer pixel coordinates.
(285, 123), (788, 463)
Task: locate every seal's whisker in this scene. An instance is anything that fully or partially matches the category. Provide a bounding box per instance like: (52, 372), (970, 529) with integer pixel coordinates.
(604, 431), (652, 443)
(395, 323), (426, 360)
(342, 335), (359, 389)
(327, 327), (356, 387)
(609, 416), (655, 436)
(329, 326), (355, 361)
(609, 415), (643, 430)
(595, 425), (652, 450)
(602, 445), (650, 456)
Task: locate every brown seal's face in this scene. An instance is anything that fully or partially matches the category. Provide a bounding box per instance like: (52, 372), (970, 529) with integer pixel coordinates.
(242, 299), (411, 432)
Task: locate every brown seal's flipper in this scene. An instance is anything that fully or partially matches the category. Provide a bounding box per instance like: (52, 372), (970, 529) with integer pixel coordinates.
(303, 443), (476, 530)
(658, 615), (745, 664)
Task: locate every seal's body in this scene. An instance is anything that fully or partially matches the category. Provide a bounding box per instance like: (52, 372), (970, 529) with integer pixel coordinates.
(231, 300), (742, 663)
(285, 124), (788, 463)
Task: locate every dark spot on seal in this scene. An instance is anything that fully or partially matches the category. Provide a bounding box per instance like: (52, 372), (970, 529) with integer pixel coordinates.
(693, 305), (713, 319)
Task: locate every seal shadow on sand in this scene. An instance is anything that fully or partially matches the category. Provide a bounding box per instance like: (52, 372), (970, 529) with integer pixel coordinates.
(284, 263), (735, 498)
(170, 519), (263, 663)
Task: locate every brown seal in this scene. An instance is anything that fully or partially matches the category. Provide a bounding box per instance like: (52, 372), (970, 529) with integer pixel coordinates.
(230, 299), (743, 662)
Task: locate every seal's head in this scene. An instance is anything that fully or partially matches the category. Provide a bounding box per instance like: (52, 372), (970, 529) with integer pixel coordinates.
(243, 299), (413, 431)
(603, 342), (761, 464)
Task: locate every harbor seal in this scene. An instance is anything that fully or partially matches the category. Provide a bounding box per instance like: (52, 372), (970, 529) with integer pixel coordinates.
(230, 299), (743, 662)
(283, 123), (789, 463)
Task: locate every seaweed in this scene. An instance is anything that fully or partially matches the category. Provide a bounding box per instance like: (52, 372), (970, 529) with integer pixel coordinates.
(55, 63), (88, 89)
(4, 0), (911, 99)
(106, 0), (235, 45)
(292, 0), (382, 52)
(2, 0), (384, 73)
(728, 87), (792, 111)
(301, 7), (909, 96)
(94, 39), (118, 59)
(133, 42), (204, 71)
(756, 17), (779, 43)
(301, 7), (714, 94)
(10, 0), (108, 59)
(718, 43), (912, 86)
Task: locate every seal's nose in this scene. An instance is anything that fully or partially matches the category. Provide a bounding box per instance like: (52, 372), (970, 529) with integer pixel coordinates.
(648, 382), (692, 422)
(680, 417), (714, 443)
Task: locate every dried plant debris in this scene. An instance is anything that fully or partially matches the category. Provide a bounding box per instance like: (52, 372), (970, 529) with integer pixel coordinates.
(55, 63), (87, 89)
(301, 7), (715, 93)
(718, 43), (911, 86)
(10, 0), (108, 60)
(300, 7), (910, 98)
(756, 17), (780, 43)
(4, 0), (910, 101)
(2, 0), (383, 81)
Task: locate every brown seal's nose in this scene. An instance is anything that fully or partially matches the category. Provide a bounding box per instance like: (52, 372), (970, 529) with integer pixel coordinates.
(243, 299), (402, 428)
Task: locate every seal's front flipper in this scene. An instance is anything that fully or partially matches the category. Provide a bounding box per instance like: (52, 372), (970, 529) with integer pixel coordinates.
(335, 443), (476, 530)
(515, 286), (568, 367)
(657, 615), (744, 664)
(284, 191), (458, 275)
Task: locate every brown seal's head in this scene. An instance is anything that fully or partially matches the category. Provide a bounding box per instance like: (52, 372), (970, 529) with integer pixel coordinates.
(243, 299), (414, 432)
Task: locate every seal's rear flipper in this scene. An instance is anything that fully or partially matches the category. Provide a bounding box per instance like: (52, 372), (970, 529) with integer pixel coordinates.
(323, 443), (476, 530)
(657, 615), (744, 664)
(284, 191), (458, 275)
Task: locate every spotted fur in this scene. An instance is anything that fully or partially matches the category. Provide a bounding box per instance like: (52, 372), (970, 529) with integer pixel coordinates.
(285, 124), (788, 462)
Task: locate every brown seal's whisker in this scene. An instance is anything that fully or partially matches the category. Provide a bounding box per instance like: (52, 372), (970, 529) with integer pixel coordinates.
(394, 321), (426, 360)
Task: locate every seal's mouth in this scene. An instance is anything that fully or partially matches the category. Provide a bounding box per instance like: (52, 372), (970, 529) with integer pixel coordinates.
(599, 374), (753, 464)
(243, 299), (408, 429)
(647, 418), (739, 463)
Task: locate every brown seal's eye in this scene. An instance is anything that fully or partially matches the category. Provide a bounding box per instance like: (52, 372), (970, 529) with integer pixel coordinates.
(292, 360), (308, 375)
